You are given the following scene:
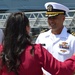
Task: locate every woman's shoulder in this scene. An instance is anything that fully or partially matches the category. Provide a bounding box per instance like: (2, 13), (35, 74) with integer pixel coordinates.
(34, 44), (44, 54)
(34, 44), (42, 49)
(25, 44), (44, 56)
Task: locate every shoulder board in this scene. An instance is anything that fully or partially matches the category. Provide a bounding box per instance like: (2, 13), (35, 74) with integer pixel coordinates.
(40, 29), (49, 33)
(67, 29), (75, 36)
(71, 31), (75, 36)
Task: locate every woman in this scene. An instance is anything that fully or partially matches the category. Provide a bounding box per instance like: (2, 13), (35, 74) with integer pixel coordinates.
(0, 12), (75, 75)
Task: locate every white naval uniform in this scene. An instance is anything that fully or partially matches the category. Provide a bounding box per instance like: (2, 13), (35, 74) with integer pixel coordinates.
(35, 27), (75, 75)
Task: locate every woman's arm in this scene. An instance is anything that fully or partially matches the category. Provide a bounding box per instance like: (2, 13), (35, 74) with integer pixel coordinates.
(35, 44), (75, 75)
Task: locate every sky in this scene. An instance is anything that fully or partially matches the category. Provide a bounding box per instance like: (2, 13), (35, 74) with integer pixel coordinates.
(0, 0), (75, 11)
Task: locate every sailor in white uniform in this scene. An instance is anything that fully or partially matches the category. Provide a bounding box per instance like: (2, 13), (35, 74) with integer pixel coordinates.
(35, 2), (75, 75)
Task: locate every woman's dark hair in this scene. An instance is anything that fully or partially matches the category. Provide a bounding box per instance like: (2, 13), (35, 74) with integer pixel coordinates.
(1, 12), (33, 75)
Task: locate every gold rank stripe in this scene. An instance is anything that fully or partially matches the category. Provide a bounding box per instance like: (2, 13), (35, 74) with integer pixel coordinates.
(46, 12), (64, 15)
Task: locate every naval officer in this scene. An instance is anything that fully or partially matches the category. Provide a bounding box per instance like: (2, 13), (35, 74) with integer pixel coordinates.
(35, 2), (75, 75)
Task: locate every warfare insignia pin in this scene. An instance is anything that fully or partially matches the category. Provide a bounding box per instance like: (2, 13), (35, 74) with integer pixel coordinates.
(60, 50), (67, 53)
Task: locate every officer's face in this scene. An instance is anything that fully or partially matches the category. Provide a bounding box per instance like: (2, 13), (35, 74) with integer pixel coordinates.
(48, 14), (65, 31)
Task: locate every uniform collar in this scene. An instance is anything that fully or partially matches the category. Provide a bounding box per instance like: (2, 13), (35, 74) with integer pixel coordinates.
(49, 26), (68, 38)
(59, 27), (68, 38)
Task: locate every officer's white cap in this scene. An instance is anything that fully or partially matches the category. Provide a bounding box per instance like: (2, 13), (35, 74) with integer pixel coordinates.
(44, 2), (69, 17)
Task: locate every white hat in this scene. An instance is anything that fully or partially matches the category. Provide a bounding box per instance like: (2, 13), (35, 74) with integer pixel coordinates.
(44, 2), (69, 17)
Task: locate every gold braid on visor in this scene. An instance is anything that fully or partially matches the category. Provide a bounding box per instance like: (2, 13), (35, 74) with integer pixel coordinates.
(46, 12), (64, 15)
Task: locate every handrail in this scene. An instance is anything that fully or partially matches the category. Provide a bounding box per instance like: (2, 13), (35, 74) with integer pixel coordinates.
(0, 10), (75, 28)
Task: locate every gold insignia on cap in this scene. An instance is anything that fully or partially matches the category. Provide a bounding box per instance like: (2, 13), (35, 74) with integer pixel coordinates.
(47, 4), (53, 11)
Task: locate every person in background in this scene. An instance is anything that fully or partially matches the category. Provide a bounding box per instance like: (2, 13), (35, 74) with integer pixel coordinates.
(0, 12), (75, 75)
(35, 2), (75, 75)
(0, 29), (4, 44)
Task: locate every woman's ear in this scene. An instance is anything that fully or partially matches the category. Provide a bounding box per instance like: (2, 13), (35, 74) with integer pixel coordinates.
(26, 25), (30, 34)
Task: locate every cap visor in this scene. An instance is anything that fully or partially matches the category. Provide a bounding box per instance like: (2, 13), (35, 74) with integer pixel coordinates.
(45, 14), (59, 17)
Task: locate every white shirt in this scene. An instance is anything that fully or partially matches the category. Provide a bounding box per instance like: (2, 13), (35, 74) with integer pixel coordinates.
(0, 29), (4, 44)
(35, 27), (75, 75)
